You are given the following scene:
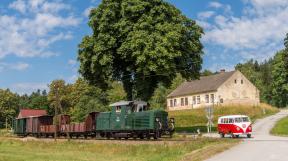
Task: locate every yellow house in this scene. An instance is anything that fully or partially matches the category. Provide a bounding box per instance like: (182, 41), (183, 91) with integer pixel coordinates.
(167, 70), (260, 111)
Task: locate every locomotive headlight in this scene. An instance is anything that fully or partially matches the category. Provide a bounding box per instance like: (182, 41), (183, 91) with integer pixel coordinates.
(155, 118), (160, 122)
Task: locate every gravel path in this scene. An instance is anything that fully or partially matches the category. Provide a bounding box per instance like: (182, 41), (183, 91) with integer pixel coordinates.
(206, 110), (288, 161)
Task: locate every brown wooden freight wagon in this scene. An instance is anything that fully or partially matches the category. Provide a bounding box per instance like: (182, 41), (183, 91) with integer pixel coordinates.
(26, 116), (53, 135)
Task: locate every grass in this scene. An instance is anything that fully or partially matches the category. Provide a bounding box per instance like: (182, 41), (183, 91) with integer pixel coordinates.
(271, 116), (288, 136)
(169, 103), (279, 133)
(0, 137), (239, 161)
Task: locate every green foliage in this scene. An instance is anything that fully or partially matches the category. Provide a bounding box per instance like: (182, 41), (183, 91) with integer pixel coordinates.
(68, 78), (110, 122)
(271, 50), (288, 107)
(235, 59), (274, 104)
(271, 116), (288, 136)
(0, 89), (19, 128)
(149, 73), (185, 109)
(107, 81), (127, 104)
(78, 0), (203, 101)
(48, 80), (73, 114)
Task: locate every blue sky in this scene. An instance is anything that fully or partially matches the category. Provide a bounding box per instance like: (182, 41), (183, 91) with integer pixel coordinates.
(0, 0), (287, 94)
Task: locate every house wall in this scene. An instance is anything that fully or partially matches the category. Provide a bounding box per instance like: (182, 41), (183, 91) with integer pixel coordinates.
(166, 71), (260, 111)
(167, 92), (217, 111)
(217, 71), (260, 106)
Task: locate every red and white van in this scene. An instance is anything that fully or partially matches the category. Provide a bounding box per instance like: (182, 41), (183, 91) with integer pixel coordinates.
(218, 115), (252, 138)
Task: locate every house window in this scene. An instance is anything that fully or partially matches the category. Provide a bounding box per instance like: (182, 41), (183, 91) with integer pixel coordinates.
(205, 94), (209, 103)
(220, 98), (224, 103)
(193, 96), (196, 105)
(170, 99), (173, 107)
(241, 79), (243, 84)
(234, 79), (237, 84)
(174, 99), (177, 106)
(197, 96), (200, 104)
(181, 98), (184, 106)
(185, 97), (188, 106)
(210, 94), (215, 103)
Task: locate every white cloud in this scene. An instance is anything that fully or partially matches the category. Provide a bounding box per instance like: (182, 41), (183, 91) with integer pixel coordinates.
(83, 6), (93, 17)
(9, 0), (26, 14)
(197, 11), (214, 20)
(0, 62), (29, 72)
(209, 2), (223, 8)
(68, 59), (77, 65)
(0, 0), (80, 59)
(10, 82), (48, 95)
(201, 0), (288, 61)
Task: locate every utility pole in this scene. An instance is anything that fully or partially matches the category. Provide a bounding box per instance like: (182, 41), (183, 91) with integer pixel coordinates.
(54, 84), (58, 142)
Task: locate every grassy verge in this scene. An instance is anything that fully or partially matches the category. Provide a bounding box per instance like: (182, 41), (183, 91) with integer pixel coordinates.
(271, 116), (288, 136)
(169, 103), (279, 133)
(0, 137), (239, 161)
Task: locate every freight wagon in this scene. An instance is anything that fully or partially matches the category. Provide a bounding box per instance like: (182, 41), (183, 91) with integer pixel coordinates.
(13, 101), (175, 139)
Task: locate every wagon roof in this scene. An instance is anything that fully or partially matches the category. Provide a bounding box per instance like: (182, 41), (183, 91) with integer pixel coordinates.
(17, 109), (47, 119)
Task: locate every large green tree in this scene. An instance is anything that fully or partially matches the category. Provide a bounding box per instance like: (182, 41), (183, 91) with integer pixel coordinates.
(78, 0), (203, 101)
(271, 34), (288, 108)
(0, 89), (19, 128)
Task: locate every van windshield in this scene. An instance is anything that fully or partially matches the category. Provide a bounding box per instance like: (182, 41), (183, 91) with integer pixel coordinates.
(234, 117), (250, 123)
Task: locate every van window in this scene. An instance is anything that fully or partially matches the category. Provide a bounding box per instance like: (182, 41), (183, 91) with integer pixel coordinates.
(221, 118), (224, 123)
(235, 118), (242, 123)
(228, 118), (234, 123)
(242, 117), (250, 122)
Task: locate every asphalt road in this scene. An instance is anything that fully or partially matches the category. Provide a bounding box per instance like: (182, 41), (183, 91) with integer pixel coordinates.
(206, 110), (288, 161)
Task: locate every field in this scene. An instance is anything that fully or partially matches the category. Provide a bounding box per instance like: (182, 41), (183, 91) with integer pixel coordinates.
(0, 137), (239, 161)
(169, 103), (279, 133)
(270, 116), (288, 136)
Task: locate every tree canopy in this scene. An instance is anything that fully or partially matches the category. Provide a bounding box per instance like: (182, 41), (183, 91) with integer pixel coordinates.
(78, 0), (203, 101)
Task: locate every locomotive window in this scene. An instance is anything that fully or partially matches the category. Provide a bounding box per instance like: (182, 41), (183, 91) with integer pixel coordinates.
(116, 106), (121, 113)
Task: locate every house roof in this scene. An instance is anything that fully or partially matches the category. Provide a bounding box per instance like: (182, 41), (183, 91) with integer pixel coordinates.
(167, 71), (236, 98)
(17, 109), (47, 119)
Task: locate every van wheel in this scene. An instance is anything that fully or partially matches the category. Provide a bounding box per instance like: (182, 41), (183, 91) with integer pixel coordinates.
(220, 133), (225, 138)
(235, 135), (239, 138)
(247, 134), (251, 138)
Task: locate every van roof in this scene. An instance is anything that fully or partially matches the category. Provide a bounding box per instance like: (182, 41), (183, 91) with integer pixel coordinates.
(218, 115), (249, 119)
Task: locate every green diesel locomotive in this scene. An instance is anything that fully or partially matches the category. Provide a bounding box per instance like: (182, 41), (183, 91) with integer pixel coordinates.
(97, 101), (175, 139)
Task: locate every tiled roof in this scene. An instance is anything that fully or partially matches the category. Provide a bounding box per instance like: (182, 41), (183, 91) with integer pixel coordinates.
(167, 71), (236, 98)
(17, 109), (47, 119)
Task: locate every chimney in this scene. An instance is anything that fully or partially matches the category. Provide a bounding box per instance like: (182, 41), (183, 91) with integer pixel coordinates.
(220, 69), (225, 73)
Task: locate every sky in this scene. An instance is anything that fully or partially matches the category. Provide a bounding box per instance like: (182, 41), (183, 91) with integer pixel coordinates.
(0, 0), (287, 95)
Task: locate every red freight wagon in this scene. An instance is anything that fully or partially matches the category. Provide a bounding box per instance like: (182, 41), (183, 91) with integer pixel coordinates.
(26, 116), (53, 135)
(85, 112), (99, 132)
(218, 115), (252, 138)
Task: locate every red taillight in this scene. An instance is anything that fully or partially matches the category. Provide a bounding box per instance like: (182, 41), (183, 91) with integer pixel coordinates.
(248, 126), (252, 130)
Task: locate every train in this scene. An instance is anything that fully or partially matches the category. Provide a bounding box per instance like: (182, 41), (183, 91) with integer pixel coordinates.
(13, 101), (175, 139)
